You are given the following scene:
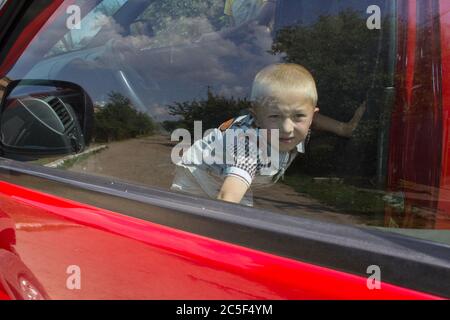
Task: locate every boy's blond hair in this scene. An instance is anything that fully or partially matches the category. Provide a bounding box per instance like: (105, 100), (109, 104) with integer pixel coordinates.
(251, 63), (318, 107)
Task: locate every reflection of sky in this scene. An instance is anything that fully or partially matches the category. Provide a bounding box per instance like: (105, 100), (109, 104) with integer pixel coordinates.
(25, 12), (281, 122)
(63, 0), (128, 51)
(8, 0), (389, 123)
(132, 23), (281, 121)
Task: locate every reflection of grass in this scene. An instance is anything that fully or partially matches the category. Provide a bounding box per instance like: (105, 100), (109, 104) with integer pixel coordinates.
(60, 147), (104, 169)
(32, 155), (62, 166)
(283, 174), (386, 216)
(60, 153), (89, 169)
(30, 145), (106, 169)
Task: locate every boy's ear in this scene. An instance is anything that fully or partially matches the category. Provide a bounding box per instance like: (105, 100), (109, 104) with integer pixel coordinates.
(249, 106), (258, 118)
(249, 106), (260, 126)
(312, 107), (319, 119)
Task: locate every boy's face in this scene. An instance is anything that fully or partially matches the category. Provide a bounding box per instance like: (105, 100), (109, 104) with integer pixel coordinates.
(252, 91), (319, 152)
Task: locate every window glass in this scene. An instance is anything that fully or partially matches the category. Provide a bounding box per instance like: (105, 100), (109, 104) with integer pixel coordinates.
(2, 0), (449, 242)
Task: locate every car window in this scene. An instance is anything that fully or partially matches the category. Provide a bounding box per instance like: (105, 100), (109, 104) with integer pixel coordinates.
(1, 0), (449, 244)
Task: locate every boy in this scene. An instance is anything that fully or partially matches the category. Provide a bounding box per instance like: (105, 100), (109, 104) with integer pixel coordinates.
(171, 63), (318, 205)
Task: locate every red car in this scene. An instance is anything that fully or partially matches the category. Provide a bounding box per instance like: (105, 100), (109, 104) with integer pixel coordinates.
(0, 0), (449, 300)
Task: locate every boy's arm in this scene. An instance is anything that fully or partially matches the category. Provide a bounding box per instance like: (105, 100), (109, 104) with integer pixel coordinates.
(312, 102), (366, 138)
(217, 176), (250, 204)
(312, 113), (349, 137)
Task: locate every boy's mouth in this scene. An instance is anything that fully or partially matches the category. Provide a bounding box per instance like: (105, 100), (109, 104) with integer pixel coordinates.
(279, 137), (295, 144)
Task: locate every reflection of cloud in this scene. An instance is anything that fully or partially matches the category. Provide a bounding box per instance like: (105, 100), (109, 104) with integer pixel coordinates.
(150, 16), (216, 47)
(86, 16), (281, 116)
(129, 19), (281, 110)
(90, 15), (153, 49)
(14, 10), (283, 121)
(217, 85), (246, 98)
(149, 103), (176, 121)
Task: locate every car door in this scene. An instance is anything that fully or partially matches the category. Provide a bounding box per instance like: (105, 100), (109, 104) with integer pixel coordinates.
(0, 0), (449, 300)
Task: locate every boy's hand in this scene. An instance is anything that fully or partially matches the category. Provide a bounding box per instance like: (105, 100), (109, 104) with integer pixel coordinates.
(217, 176), (249, 204)
(0, 77), (11, 100)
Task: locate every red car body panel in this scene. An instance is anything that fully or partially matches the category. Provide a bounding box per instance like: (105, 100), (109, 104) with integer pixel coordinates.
(0, 291), (10, 300)
(386, 0), (450, 228)
(0, 181), (441, 299)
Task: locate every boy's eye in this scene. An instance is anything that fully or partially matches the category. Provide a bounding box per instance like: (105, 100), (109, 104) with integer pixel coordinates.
(294, 114), (306, 119)
(268, 115), (280, 119)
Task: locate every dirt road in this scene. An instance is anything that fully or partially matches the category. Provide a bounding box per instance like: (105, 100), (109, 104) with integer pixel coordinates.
(69, 135), (365, 225)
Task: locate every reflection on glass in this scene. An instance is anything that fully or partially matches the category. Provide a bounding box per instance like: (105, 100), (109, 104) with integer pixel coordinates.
(3, 0), (450, 238)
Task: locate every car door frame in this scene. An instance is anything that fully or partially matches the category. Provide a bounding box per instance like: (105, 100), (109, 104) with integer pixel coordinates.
(0, 0), (449, 299)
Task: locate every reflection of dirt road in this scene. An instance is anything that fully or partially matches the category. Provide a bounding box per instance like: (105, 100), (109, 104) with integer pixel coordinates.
(71, 135), (176, 189)
(70, 135), (364, 225)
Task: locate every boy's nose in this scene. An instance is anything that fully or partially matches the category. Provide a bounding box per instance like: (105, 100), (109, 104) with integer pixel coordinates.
(281, 119), (294, 135)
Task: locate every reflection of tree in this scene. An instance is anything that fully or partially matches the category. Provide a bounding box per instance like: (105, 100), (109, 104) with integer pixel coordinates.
(271, 10), (389, 177)
(272, 11), (386, 119)
(139, 0), (227, 46)
(93, 92), (155, 142)
(163, 88), (250, 134)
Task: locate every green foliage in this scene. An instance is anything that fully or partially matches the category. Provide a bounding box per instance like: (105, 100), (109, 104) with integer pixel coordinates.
(141, 0), (226, 28)
(283, 174), (385, 222)
(93, 92), (155, 142)
(272, 10), (386, 120)
(164, 88), (251, 134)
(271, 10), (390, 177)
(139, 0), (227, 46)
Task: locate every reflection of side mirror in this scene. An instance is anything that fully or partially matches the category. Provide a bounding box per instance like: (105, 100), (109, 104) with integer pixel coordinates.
(0, 80), (93, 160)
(0, 210), (49, 300)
